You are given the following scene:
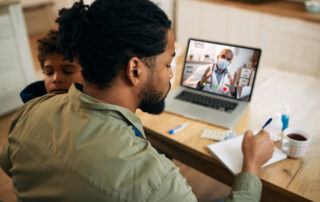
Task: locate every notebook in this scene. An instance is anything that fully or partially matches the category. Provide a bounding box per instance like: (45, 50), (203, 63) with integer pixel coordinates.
(165, 39), (262, 129)
(207, 134), (287, 175)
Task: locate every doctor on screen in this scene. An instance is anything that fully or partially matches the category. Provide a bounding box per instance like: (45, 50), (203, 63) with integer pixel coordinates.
(183, 49), (237, 98)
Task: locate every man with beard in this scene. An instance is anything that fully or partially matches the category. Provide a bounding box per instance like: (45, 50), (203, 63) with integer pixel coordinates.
(0, 0), (274, 201)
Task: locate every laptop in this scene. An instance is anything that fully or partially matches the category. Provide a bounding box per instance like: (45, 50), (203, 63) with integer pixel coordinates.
(165, 39), (262, 129)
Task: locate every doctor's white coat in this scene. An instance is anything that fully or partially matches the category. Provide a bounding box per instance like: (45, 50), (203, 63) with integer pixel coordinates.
(183, 64), (232, 96)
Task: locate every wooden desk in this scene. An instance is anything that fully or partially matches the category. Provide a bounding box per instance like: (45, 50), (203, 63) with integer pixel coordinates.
(136, 53), (320, 201)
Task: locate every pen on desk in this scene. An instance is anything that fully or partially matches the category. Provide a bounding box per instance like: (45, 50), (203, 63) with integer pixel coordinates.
(262, 118), (273, 129)
(169, 123), (189, 135)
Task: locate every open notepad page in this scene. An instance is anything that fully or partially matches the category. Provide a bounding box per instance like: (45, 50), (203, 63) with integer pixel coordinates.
(207, 134), (287, 175)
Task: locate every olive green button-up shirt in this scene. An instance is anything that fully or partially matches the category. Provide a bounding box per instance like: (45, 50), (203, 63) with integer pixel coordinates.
(0, 84), (262, 201)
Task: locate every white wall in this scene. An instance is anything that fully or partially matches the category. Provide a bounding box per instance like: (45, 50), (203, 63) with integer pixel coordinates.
(20, 0), (70, 35)
(153, 0), (175, 21)
(176, 0), (320, 77)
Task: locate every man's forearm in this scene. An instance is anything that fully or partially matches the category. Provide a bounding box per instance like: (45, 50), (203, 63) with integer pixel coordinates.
(226, 172), (262, 202)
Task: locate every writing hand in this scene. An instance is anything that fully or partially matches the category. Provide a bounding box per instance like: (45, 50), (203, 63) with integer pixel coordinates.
(241, 130), (274, 177)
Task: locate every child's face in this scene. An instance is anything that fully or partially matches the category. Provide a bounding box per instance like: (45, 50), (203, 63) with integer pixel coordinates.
(42, 53), (84, 94)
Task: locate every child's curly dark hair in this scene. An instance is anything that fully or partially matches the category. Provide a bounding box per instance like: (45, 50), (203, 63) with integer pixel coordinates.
(37, 30), (61, 69)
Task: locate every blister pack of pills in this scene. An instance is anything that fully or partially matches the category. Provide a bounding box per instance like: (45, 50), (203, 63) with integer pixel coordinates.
(200, 129), (236, 141)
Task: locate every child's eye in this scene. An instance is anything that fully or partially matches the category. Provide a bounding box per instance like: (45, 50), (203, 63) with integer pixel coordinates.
(42, 70), (53, 76)
(166, 64), (171, 68)
(63, 71), (74, 75)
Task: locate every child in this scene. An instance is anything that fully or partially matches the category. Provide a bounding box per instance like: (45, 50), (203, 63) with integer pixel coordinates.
(20, 30), (83, 103)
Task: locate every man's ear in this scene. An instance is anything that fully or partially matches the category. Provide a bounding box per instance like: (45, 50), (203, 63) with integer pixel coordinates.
(125, 57), (145, 86)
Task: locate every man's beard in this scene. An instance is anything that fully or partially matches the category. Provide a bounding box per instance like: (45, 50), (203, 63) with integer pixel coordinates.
(139, 80), (171, 115)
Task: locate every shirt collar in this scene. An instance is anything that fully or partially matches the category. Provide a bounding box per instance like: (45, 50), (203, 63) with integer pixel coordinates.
(68, 84), (146, 138)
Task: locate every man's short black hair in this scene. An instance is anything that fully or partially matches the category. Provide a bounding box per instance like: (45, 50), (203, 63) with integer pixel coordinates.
(37, 30), (61, 69)
(56, 0), (172, 88)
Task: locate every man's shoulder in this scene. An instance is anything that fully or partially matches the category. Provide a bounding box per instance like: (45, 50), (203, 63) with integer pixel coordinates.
(192, 64), (212, 75)
(198, 64), (212, 70)
(20, 93), (62, 112)
(9, 94), (55, 130)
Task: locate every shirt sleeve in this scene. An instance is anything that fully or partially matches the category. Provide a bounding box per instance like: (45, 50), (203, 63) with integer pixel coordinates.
(0, 104), (27, 177)
(196, 81), (204, 90)
(148, 166), (197, 202)
(231, 87), (238, 98)
(226, 172), (262, 202)
(0, 143), (12, 177)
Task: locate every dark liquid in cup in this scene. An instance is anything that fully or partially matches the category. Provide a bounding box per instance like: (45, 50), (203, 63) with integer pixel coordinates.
(287, 133), (307, 141)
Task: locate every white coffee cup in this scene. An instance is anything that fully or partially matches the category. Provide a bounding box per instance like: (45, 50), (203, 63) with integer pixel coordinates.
(282, 127), (311, 158)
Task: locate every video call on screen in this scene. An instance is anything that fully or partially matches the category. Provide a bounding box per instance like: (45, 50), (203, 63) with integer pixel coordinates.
(182, 40), (260, 101)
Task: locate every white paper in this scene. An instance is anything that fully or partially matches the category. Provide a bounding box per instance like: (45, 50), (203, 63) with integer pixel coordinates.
(207, 134), (287, 175)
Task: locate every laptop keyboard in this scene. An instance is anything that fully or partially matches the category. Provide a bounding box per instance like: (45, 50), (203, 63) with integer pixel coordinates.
(175, 91), (238, 112)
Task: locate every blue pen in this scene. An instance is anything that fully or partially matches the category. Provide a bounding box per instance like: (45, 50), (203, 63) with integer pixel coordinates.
(262, 118), (273, 129)
(169, 123), (189, 135)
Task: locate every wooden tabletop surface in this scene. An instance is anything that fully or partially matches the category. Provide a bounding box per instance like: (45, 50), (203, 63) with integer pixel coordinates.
(136, 48), (320, 201)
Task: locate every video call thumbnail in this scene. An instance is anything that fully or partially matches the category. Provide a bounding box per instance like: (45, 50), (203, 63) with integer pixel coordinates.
(182, 40), (261, 101)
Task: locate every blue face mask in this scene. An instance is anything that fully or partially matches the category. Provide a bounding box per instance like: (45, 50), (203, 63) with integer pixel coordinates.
(217, 58), (230, 70)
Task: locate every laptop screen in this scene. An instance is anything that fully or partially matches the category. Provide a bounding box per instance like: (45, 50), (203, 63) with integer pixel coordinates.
(181, 39), (261, 101)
